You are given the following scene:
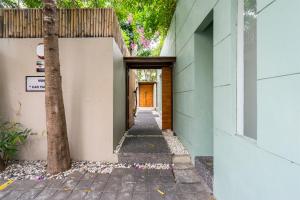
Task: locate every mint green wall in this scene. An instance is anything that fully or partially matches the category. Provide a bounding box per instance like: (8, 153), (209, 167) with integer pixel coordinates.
(161, 0), (300, 199)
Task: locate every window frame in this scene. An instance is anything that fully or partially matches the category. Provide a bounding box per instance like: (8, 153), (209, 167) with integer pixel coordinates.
(237, 0), (245, 136)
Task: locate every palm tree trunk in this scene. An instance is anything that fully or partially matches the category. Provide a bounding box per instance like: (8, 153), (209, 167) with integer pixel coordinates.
(43, 0), (71, 174)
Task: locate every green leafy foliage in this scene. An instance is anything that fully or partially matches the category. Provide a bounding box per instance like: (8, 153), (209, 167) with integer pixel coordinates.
(0, 122), (31, 166)
(137, 69), (157, 82)
(2, 0), (176, 56)
(0, 0), (19, 8)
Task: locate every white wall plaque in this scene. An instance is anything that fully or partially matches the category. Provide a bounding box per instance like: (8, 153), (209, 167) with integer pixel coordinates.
(26, 76), (45, 92)
(36, 43), (44, 59)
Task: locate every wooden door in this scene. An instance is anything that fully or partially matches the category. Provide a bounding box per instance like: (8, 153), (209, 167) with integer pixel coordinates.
(139, 84), (153, 107)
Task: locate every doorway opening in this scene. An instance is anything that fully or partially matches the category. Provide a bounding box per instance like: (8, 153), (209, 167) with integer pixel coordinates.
(193, 13), (214, 191)
(128, 68), (163, 135)
(116, 57), (176, 164)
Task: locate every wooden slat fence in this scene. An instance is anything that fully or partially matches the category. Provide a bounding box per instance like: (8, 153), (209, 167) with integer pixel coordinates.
(0, 8), (129, 56)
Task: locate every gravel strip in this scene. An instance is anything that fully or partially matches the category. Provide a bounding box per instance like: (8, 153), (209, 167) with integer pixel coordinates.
(164, 135), (189, 155)
(0, 161), (171, 181)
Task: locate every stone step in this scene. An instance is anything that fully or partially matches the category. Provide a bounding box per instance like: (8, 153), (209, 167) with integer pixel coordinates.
(118, 153), (173, 164)
(173, 168), (201, 184)
(173, 163), (194, 170)
(172, 154), (192, 164)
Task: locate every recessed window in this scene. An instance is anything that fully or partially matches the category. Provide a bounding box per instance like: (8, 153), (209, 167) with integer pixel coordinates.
(237, 0), (257, 139)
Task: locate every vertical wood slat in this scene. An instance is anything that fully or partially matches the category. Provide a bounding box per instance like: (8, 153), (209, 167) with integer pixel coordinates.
(0, 9), (3, 37)
(0, 8), (129, 55)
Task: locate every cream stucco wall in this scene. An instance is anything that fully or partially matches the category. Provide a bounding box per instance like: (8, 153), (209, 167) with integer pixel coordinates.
(113, 40), (126, 148)
(0, 38), (124, 162)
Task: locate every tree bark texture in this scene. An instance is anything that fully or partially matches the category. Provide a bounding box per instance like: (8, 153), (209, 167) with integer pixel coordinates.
(43, 0), (71, 174)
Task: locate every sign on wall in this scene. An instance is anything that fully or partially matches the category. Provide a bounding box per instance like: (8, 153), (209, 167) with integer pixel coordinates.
(26, 76), (45, 92)
(36, 43), (45, 72)
(36, 60), (45, 72)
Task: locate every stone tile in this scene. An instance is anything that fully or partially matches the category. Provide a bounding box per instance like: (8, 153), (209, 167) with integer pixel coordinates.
(146, 176), (160, 183)
(95, 174), (110, 182)
(100, 192), (117, 200)
(134, 169), (147, 177)
(173, 163), (194, 170)
(160, 169), (174, 177)
(103, 181), (121, 192)
(174, 169), (201, 183)
(163, 182), (178, 193)
(83, 191), (102, 200)
(0, 190), (11, 199)
(147, 181), (164, 193)
(159, 175), (175, 183)
(67, 190), (88, 200)
(1, 190), (24, 200)
(51, 190), (72, 200)
(165, 193), (180, 200)
(35, 189), (57, 200)
(121, 174), (135, 183)
(194, 191), (214, 200)
(134, 172), (146, 183)
(127, 110), (162, 136)
(146, 169), (161, 177)
(132, 192), (148, 200)
(81, 172), (97, 180)
(116, 192), (132, 200)
(6, 180), (37, 191)
(68, 171), (85, 180)
(74, 180), (93, 190)
(134, 182), (147, 193)
(47, 179), (66, 189)
(174, 193), (198, 200)
(62, 179), (80, 190)
(5, 181), (21, 191)
(111, 168), (135, 177)
(33, 180), (51, 190)
(17, 189), (42, 199)
(90, 180), (106, 191)
(120, 137), (170, 154)
(178, 183), (206, 193)
(120, 182), (135, 193)
(149, 191), (165, 200)
(108, 176), (122, 183)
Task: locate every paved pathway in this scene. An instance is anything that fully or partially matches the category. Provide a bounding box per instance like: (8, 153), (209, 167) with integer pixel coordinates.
(0, 168), (213, 200)
(119, 110), (171, 163)
(128, 110), (162, 136)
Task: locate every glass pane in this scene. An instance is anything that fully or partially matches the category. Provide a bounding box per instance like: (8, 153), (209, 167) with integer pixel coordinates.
(244, 0), (257, 139)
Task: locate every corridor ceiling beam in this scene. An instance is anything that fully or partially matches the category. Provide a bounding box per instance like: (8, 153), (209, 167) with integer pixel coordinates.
(124, 56), (176, 69)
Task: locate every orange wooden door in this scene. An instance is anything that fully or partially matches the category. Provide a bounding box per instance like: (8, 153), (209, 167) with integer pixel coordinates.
(139, 84), (153, 107)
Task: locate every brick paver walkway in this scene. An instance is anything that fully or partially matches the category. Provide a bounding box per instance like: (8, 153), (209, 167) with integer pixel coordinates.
(0, 167), (212, 200)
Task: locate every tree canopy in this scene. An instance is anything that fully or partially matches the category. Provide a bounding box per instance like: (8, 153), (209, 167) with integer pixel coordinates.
(1, 0), (176, 56)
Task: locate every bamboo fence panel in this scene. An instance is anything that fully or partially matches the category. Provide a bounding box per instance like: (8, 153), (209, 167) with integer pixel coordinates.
(0, 8), (129, 55)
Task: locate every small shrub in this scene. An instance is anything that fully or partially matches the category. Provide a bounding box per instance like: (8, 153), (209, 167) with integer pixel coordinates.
(0, 122), (31, 171)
